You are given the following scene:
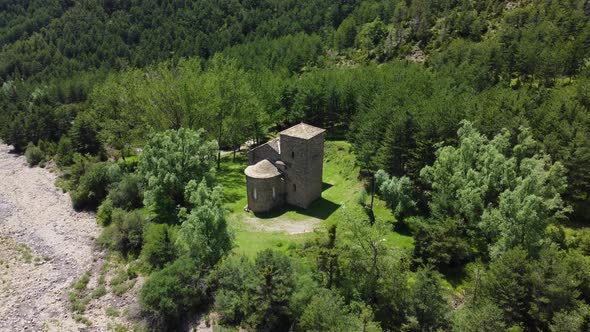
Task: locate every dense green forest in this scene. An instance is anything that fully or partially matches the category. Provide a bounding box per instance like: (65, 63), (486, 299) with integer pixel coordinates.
(2, 0), (590, 331)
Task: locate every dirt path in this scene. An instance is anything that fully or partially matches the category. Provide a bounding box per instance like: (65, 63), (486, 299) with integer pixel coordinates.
(0, 144), (101, 331)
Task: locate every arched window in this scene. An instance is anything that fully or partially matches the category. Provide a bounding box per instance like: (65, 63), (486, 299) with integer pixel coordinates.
(291, 151), (295, 159)
(253, 188), (257, 200)
(272, 187), (276, 199)
(293, 184), (296, 192)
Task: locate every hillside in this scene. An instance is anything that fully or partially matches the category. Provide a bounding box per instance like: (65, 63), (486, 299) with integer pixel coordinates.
(1, 0), (590, 331)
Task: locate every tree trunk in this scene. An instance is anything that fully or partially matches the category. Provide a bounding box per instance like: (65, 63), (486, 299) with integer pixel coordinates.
(217, 110), (223, 170)
(369, 174), (376, 225)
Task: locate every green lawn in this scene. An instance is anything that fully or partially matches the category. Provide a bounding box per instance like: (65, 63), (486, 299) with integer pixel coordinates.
(218, 140), (414, 257)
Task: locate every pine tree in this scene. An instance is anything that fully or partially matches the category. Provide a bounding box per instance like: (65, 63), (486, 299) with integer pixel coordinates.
(375, 110), (417, 177)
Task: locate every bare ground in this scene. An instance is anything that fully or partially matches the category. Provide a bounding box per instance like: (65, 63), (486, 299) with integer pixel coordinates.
(242, 215), (321, 235)
(0, 144), (137, 331)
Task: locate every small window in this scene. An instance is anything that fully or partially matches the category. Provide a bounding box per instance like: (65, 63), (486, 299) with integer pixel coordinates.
(272, 187), (276, 199)
(253, 188), (257, 200)
(291, 151), (295, 159)
(293, 184), (296, 192)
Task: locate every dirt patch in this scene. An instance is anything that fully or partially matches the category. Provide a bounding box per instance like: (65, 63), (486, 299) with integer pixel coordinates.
(0, 144), (137, 331)
(242, 215), (321, 235)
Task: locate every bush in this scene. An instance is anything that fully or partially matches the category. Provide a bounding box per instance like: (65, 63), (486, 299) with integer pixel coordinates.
(117, 155), (139, 173)
(113, 209), (145, 256)
(140, 257), (207, 327)
(25, 142), (44, 167)
(98, 209), (145, 257)
(141, 223), (177, 270)
(110, 174), (143, 210)
(56, 136), (74, 167)
(299, 289), (349, 331)
(212, 255), (257, 325)
(68, 153), (93, 188)
(37, 140), (57, 159)
(569, 229), (590, 255)
(97, 197), (114, 226)
(71, 162), (120, 210)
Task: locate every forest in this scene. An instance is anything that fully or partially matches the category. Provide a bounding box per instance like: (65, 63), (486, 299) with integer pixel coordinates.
(1, 0), (590, 331)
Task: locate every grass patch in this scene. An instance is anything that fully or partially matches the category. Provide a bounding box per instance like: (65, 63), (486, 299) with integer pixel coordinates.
(68, 270), (102, 313)
(91, 285), (107, 299)
(73, 314), (92, 326)
(112, 279), (136, 296)
(68, 271), (92, 313)
(15, 243), (33, 263)
(110, 267), (136, 296)
(55, 176), (72, 193)
(72, 271), (91, 291)
(106, 306), (120, 317)
(109, 323), (128, 332)
(218, 140), (413, 257)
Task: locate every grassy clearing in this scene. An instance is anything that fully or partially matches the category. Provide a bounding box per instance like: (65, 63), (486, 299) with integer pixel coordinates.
(218, 140), (413, 257)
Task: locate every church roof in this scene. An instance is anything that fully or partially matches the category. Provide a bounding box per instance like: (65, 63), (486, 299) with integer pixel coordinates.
(244, 159), (281, 179)
(267, 138), (280, 153)
(279, 123), (325, 140)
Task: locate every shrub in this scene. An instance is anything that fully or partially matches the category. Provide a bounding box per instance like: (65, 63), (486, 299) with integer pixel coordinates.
(71, 162), (120, 210)
(37, 140), (57, 159)
(212, 255), (257, 325)
(141, 223), (177, 270)
(97, 197), (114, 226)
(68, 153), (92, 188)
(98, 209), (145, 257)
(110, 174), (143, 210)
(56, 136), (74, 167)
(117, 155), (139, 173)
(569, 228), (590, 255)
(113, 209), (145, 256)
(299, 289), (368, 332)
(140, 257), (207, 327)
(25, 142), (44, 167)
(452, 301), (506, 332)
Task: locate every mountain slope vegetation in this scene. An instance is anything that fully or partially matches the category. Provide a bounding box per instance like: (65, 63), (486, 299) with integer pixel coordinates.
(1, 0), (590, 330)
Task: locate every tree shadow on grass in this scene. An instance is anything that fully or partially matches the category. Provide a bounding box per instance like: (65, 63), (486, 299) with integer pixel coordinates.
(393, 220), (413, 237)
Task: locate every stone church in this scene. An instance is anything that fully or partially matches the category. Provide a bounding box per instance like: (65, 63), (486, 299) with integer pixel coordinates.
(245, 123), (325, 213)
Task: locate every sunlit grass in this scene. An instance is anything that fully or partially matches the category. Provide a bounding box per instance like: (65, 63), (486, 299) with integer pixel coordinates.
(218, 140), (414, 257)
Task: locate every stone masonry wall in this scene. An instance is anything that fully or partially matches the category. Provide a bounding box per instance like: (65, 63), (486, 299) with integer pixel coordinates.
(304, 133), (324, 206)
(279, 133), (324, 209)
(248, 140), (280, 165)
(246, 175), (285, 212)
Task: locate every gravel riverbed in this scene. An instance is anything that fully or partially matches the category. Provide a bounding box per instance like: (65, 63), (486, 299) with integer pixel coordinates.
(0, 144), (101, 331)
